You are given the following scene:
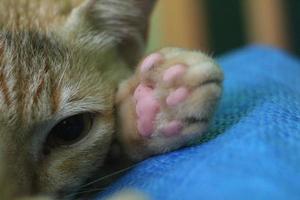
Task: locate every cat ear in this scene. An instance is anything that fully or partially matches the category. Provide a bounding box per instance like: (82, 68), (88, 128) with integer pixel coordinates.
(62, 0), (157, 65)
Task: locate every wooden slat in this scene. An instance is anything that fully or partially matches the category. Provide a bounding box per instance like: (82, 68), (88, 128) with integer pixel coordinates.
(243, 0), (290, 49)
(152, 0), (209, 51)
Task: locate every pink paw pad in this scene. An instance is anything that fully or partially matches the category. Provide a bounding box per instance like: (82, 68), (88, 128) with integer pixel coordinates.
(162, 120), (183, 137)
(166, 87), (189, 107)
(140, 53), (164, 73)
(134, 84), (153, 100)
(134, 84), (160, 137)
(163, 64), (186, 84)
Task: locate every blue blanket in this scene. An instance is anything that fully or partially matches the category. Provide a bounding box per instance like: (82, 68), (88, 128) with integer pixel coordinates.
(98, 46), (300, 200)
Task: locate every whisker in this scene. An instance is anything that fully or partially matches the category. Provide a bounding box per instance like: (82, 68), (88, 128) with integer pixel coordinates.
(80, 163), (138, 189)
(65, 187), (108, 199)
(66, 163), (140, 199)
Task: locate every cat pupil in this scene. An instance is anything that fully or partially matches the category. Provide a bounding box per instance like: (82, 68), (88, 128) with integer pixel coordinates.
(57, 116), (84, 141)
(46, 113), (93, 148)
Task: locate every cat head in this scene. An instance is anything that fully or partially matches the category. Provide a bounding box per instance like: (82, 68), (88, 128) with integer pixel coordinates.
(0, 0), (156, 199)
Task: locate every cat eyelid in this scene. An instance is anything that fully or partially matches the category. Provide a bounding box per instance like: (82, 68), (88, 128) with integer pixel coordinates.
(54, 99), (106, 120)
(32, 110), (97, 146)
(32, 110), (99, 139)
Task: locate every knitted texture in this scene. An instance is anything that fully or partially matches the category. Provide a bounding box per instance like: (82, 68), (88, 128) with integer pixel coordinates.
(98, 46), (300, 200)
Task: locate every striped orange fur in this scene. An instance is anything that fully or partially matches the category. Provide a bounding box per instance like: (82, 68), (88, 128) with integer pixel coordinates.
(0, 0), (156, 199)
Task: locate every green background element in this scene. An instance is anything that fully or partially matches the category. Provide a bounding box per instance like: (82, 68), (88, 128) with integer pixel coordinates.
(286, 0), (300, 56)
(206, 0), (246, 56)
(148, 0), (299, 56)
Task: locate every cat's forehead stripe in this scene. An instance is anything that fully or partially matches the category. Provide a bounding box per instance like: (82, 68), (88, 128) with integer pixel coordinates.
(0, 43), (11, 107)
(33, 78), (45, 105)
(0, 42), (3, 55)
(51, 84), (61, 114)
(0, 31), (110, 125)
(0, 31), (71, 123)
(0, 70), (11, 106)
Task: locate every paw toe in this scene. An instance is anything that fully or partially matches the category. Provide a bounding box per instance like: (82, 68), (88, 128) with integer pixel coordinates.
(140, 53), (164, 73)
(162, 120), (183, 137)
(163, 64), (186, 84)
(166, 87), (189, 107)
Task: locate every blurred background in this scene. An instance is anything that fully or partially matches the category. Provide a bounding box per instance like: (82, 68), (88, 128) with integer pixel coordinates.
(147, 0), (300, 57)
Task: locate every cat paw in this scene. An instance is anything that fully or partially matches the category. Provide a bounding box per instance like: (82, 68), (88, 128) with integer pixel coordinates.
(117, 48), (223, 160)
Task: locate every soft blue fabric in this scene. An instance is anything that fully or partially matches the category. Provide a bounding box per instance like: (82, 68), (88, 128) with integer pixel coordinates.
(98, 46), (300, 200)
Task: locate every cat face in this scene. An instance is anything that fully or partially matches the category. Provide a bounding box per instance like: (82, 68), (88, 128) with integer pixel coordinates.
(0, 0), (155, 199)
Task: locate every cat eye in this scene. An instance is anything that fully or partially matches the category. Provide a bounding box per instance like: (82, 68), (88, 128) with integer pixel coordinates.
(46, 113), (94, 148)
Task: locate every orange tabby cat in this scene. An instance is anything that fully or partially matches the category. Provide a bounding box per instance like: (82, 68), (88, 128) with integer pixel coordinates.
(0, 0), (223, 199)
